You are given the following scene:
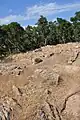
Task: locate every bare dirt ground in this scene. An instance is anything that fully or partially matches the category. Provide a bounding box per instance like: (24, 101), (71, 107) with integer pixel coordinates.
(0, 42), (80, 119)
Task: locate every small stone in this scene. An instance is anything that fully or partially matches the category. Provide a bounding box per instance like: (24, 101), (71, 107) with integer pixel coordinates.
(34, 48), (42, 52)
(68, 60), (73, 65)
(24, 66), (26, 68)
(17, 66), (22, 69)
(75, 46), (79, 49)
(50, 53), (54, 57)
(47, 90), (52, 94)
(43, 55), (45, 57)
(34, 58), (43, 64)
(17, 71), (21, 75)
(12, 85), (22, 96)
(0, 72), (2, 75)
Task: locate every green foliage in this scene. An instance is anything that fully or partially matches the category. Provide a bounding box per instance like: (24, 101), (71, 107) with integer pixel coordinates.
(0, 11), (80, 57)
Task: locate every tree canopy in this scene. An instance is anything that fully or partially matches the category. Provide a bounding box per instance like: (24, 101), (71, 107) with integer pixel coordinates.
(0, 12), (80, 57)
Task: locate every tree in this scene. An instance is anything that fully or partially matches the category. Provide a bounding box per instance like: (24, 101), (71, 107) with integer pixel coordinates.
(36, 15), (50, 46)
(70, 11), (80, 42)
(56, 18), (73, 43)
(0, 26), (8, 57)
(1, 22), (25, 53)
(46, 21), (58, 45)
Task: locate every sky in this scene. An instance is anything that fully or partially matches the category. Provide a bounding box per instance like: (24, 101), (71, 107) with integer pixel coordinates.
(0, 0), (80, 27)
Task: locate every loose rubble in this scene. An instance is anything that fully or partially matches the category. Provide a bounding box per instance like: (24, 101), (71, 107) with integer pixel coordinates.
(0, 43), (80, 119)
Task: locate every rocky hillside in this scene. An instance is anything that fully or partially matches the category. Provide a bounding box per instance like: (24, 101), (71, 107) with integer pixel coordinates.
(0, 43), (80, 120)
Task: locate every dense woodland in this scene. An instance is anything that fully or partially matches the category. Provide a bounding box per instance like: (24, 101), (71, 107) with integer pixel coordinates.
(0, 11), (80, 57)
